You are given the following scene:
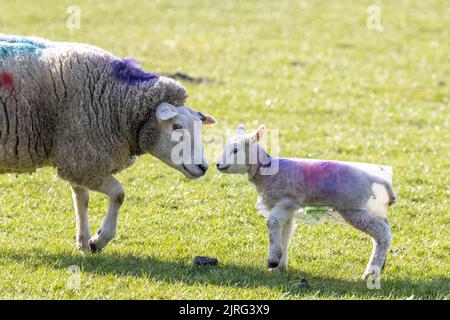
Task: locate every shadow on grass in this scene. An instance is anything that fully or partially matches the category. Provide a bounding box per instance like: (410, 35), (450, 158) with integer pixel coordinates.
(3, 248), (448, 299)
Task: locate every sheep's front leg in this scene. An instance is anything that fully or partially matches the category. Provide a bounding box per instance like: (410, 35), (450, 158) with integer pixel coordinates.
(88, 176), (125, 253)
(266, 202), (294, 271)
(71, 185), (91, 254)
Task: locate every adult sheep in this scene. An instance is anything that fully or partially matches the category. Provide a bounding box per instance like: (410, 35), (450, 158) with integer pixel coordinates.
(0, 34), (216, 253)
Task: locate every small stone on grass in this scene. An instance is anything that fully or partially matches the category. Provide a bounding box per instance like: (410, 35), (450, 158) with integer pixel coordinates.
(297, 277), (309, 288)
(193, 256), (218, 267)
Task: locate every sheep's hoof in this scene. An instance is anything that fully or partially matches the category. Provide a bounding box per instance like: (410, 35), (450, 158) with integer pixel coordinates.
(88, 239), (103, 254)
(77, 243), (91, 255)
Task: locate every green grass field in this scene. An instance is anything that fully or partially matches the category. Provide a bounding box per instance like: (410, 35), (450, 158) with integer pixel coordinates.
(0, 0), (449, 299)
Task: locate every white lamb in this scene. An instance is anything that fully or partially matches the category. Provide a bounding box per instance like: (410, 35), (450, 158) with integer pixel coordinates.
(217, 124), (396, 279)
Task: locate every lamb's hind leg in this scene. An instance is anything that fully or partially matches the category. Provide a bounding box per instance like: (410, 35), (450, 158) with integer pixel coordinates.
(340, 209), (391, 280)
(71, 185), (91, 254)
(88, 175), (124, 253)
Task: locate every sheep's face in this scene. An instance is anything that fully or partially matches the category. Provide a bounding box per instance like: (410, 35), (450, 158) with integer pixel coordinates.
(216, 124), (265, 174)
(143, 103), (216, 179)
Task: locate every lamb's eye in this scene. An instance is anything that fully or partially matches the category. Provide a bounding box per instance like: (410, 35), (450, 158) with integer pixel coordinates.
(232, 148), (238, 154)
(173, 124), (183, 130)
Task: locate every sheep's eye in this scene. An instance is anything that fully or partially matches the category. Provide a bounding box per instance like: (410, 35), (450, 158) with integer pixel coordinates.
(232, 148), (238, 154)
(173, 124), (183, 130)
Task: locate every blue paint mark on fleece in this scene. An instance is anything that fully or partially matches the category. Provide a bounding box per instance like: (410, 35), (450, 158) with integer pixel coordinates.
(0, 35), (51, 58)
(0, 43), (41, 57)
(112, 58), (159, 86)
(0, 35), (49, 48)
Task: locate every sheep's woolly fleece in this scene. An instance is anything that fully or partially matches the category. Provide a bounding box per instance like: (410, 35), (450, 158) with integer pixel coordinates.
(0, 34), (187, 187)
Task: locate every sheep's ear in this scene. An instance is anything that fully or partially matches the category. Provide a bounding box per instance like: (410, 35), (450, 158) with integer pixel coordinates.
(156, 103), (178, 121)
(249, 125), (265, 142)
(203, 115), (216, 125)
(198, 112), (217, 125)
(236, 124), (246, 135)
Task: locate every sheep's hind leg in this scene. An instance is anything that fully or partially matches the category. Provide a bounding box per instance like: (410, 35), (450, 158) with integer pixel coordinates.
(339, 209), (391, 280)
(71, 185), (91, 254)
(88, 176), (124, 253)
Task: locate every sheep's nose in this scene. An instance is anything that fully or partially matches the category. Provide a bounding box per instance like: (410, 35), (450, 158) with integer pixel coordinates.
(216, 163), (220, 169)
(197, 163), (208, 173)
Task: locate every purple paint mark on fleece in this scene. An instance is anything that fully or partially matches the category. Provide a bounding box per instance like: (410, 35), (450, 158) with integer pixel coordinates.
(297, 161), (348, 191)
(112, 57), (159, 85)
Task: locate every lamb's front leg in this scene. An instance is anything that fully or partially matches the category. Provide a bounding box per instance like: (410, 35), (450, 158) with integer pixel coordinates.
(88, 175), (125, 253)
(266, 201), (295, 271)
(279, 217), (295, 270)
(71, 185), (91, 254)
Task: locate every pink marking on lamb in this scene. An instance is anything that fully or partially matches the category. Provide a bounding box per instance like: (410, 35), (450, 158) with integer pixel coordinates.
(301, 161), (342, 190)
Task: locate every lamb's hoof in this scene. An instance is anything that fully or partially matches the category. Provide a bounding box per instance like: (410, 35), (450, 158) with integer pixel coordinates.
(267, 260), (279, 269)
(361, 272), (371, 280)
(362, 267), (381, 280)
(269, 265), (287, 273)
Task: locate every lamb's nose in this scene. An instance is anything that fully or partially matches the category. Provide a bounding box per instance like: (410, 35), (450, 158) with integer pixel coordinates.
(197, 164), (208, 173)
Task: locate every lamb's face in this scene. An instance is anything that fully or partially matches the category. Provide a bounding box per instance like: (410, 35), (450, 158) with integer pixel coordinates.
(147, 103), (216, 179)
(216, 124), (265, 174)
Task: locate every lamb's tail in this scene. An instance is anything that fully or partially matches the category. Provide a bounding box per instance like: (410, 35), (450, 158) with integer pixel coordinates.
(370, 175), (397, 206)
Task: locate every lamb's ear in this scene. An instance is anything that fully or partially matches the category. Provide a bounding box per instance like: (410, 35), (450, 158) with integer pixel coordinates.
(249, 125), (265, 142)
(156, 103), (178, 121)
(236, 124), (246, 135)
(198, 112), (217, 125)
